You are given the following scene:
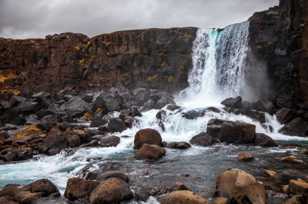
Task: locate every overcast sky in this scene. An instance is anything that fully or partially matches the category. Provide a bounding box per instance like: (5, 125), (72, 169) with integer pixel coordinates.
(0, 0), (278, 39)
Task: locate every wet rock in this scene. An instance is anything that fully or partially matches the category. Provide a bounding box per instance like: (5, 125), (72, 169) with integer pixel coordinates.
(182, 109), (206, 120)
(289, 179), (308, 194)
(238, 152), (254, 162)
(166, 104), (181, 111)
(166, 142), (191, 149)
(254, 133), (277, 147)
(43, 127), (67, 155)
(64, 177), (99, 201)
(190, 132), (216, 146)
(106, 118), (126, 133)
(160, 190), (208, 204)
(221, 96), (242, 108)
(279, 156), (304, 164)
(156, 110), (167, 120)
(26, 179), (60, 197)
(95, 171), (129, 183)
(89, 178), (133, 204)
(276, 108), (296, 124)
(264, 169), (278, 178)
(119, 107), (142, 118)
(136, 144), (166, 160)
(98, 136), (120, 147)
(207, 119), (256, 145)
(279, 117), (308, 137)
(60, 96), (90, 117)
(134, 128), (162, 149)
(14, 191), (42, 203)
(215, 169), (266, 204)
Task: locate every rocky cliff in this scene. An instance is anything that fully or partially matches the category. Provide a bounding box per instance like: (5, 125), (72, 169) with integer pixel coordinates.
(248, 0), (305, 108)
(0, 28), (197, 96)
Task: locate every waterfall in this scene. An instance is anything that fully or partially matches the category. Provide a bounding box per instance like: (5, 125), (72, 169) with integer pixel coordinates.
(177, 22), (249, 107)
(0, 21), (304, 196)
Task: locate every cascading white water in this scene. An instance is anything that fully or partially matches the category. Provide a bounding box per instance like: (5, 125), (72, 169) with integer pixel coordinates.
(215, 22), (249, 98)
(0, 22), (306, 201)
(177, 22), (249, 107)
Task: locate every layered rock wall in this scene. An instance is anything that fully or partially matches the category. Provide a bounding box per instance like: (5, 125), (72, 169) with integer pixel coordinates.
(248, 0), (305, 108)
(0, 28), (197, 95)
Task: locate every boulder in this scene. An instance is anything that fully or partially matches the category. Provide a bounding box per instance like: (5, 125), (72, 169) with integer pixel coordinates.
(26, 179), (60, 197)
(190, 132), (217, 146)
(215, 169), (266, 204)
(254, 133), (277, 147)
(60, 96), (90, 117)
(43, 127), (67, 155)
(182, 109), (207, 120)
(106, 118), (126, 133)
(92, 92), (123, 112)
(279, 117), (308, 137)
(134, 128), (162, 149)
(64, 177), (99, 201)
(160, 190), (208, 204)
(207, 119), (256, 145)
(89, 178), (133, 204)
(98, 136), (120, 147)
(136, 144), (166, 160)
(166, 142), (191, 149)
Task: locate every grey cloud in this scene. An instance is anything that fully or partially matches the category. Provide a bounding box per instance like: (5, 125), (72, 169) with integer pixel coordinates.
(0, 0), (278, 39)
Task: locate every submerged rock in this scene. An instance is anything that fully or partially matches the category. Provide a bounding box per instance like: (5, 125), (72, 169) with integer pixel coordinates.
(238, 152), (254, 162)
(166, 142), (191, 149)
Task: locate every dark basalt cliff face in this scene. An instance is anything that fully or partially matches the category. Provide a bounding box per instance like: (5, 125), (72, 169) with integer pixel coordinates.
(248, 0), (305, 108)
(0, 28), (197, 95)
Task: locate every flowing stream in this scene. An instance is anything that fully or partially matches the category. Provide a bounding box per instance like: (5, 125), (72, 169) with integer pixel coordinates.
(0, 22), (307, 201)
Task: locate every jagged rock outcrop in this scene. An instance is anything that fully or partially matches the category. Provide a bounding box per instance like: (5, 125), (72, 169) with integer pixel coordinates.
(0, 28), (197, 96)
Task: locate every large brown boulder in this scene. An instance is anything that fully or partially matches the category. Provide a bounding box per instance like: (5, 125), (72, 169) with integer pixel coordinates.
(215, 169), (266, 204)
(160, 190), (208, 204)
(26, 179), (60, 197)
(64, 177), (99, 201)
(89, 178), (133, 204)
(136, 144), (166, 160)
(134, 128), (162, 149)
